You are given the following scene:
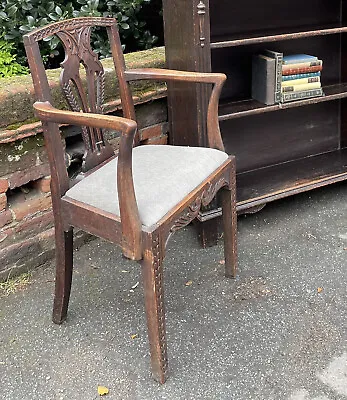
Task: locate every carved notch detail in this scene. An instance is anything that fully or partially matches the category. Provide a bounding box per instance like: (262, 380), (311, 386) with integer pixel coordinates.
(170, 177), (228, 232)
(197, 1), (206, 48)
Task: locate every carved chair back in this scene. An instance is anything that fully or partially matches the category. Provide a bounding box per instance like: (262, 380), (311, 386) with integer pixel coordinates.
(23, 17), (138, 174)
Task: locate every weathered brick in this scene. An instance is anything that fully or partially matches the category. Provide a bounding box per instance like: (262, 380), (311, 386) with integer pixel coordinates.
(9, 191), (52, 221)
(13, 210), (54, 241)
(0, 135), (48, 176)
(32, 176), (51, 193)
(0, 234), (50, 271)
(0, 211), (54, 247)
(0, 122), (42, 145)
(136, 99), (168, 129)
(0, 179), (8, 193)
(37, 227), (55, 251)
(7, 164), (50, 190)
(140, 124), (163, 141)
(0, 193), (7, 210)
(0, 226), (14, 245)
(0, 209), (12, 229)
(142, 134), (168, 146)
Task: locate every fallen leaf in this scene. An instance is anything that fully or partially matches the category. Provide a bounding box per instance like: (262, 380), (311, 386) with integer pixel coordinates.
(131, 282), (139, 289)
(131, 334), (138, 339)
(317, 287), (323, 293)
(98, 386), (109, 396)
(185, 280), (193, 286)
(219, 260), (225, 265)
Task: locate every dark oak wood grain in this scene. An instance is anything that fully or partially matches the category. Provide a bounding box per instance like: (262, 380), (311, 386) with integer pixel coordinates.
(23, 17), (237, 384)
(163, 0), (347, 239)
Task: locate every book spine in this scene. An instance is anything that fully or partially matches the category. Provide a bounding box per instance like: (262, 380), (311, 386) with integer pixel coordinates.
(281, 88), (324, 102)
(281, 77), (320, 87)
(282, 81), (321, 92)
(264, 50), (283, 103)
(282, 65), (322, 76)
(274, 53), (283, 103)
(282, 72), (321, 81)
(282, 60), (322, 71)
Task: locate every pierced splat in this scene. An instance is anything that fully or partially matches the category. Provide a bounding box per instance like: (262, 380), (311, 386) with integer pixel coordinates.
(57, 25), (114, 172)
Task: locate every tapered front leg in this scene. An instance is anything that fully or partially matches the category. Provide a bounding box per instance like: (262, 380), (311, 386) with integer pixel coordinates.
(220, 165), (237, 278)
(141, 232), (168, 384)
(52, 227), (73, 324)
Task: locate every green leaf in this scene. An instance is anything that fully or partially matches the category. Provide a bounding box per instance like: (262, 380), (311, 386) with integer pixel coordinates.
(7, 5), (17, 17)
(0, 12), (9, 20)
(27, 15), (35, 26)
(47, 2), (55, 12)
(55, 6), (63, 16)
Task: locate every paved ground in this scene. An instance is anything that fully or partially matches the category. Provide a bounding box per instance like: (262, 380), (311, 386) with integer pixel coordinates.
(1, 182), (347, 400)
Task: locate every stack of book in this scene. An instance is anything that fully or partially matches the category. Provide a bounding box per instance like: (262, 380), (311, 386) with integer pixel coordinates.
(252, 50), (324, 105)
(281, 54), (323, 102)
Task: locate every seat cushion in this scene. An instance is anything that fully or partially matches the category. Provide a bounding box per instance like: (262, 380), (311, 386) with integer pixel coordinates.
(65, 145), (228, 227)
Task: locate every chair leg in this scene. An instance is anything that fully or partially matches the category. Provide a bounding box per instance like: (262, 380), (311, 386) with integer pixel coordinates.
(141, 233), (168, 384)
(220, 185), (237, 278)
(52, 226), (73, 324)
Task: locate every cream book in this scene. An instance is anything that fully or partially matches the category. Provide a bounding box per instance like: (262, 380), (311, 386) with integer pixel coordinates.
(281, 81), (321, 93)
(281, 77), (320, 87)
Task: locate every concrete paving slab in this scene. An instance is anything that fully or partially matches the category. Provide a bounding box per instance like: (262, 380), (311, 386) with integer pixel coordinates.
(1, 182), (347, 399)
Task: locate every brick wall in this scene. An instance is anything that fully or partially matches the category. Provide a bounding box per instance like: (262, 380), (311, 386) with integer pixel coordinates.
(0, 47), (167, 281)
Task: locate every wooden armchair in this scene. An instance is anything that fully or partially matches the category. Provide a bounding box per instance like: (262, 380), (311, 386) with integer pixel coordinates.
(23, 17), (237, 383)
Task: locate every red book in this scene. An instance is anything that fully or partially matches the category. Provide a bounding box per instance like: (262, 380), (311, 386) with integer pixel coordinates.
(282, 65), (322, 76)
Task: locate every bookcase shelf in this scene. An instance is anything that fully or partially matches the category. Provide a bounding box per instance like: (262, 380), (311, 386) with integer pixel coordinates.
(210, 23), (346, 49)
(162, 0), (347, 242)
(237, 149), (347, 210)
(219, 83), (347, 120)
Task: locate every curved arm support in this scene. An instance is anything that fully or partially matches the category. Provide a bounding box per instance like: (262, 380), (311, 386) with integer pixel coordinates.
(33, 101), (137, 134)
(34, 101), (142, 260)
(125, 68), (227, 151)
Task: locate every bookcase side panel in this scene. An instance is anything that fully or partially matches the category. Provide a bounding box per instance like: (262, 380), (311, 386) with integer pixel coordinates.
(163, 0), (211, 147)
(340, 3), (347, 148)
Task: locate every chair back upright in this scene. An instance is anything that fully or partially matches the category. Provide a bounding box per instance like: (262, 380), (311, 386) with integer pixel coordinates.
(23, 17), (138, 179)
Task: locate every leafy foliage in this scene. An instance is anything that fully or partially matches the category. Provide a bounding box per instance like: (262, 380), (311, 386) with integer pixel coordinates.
(0, 39), (29, 77)
(0, 0), (160, 68)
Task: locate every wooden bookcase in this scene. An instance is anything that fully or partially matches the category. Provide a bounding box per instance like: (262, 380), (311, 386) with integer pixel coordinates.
(162, 0), (347, 235)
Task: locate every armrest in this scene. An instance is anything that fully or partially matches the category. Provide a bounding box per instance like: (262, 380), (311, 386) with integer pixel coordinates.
(33, 101), (137, 135)
(125, 68), (226, 151)
(124, 68), (226, 85)
(34, 101), (142, 261)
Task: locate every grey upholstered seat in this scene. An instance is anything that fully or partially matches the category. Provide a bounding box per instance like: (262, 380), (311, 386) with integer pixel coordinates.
(65, 145), (229, 227)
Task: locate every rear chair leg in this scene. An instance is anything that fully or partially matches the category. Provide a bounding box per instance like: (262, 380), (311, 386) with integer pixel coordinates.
(220, 180), (237, 278)
(141, 233), (168, 384)
(52, 227), (73, 324)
